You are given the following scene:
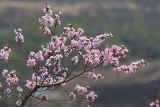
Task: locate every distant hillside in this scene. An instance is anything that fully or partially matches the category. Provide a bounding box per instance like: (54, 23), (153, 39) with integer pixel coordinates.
(0, 1), (160, 60)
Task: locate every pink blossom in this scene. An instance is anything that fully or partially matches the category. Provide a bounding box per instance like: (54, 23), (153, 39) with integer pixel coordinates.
(83, 49), (102, 66)
(0, 45), (11, 61)
(86, 91), (98, 102)
(86, 105), (91, 107)
(69, 92), (76, 101)
(2, 69), (8, 78)
(16, 100), (22, 107)
(42, 26), (51, 36)
(32, 73), (37, 82)
(74, 84), (88, 95)
(78, 36), (89, 47)
(63, 25), (76, 39)
(54, 54), (63, 60)
(56, 77), (65, 84)
(71, 56), (79, 65)
(71, 39), (82, 50)
(92, 33), (113, 48)
(47, 36), (66, 52)
(102, 45), (128, 66)
(150, 100), (159, 107)
(31, 73), (40, 85)
(14, 28), (24, 43)
(113, 59), (148, 74)
(26, 58), (36, 67)
(64, 46), (73, 57)
(87, 72), (104, 81)
(35, 50), (44, 61)
(2, 69), (19, 85)
(17, 86), (23, 93)
(4, 88), (12, 97)
(76, 28), (84, 37)
(54, 12), (61, 26)
(39, 14), (54, 27)
(39, 4), (61, 36)
(25, 80), (36, 90)
(43, 4), (53, 15)
(39, 67), (49, 78)
(43, 77), (54, 85)
(40, 94), (48, 101)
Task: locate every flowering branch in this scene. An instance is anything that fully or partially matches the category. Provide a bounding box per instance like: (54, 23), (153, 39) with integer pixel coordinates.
(0, 2), (149, 107)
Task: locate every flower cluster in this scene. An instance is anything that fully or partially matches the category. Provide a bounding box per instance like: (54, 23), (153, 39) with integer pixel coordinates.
(40, 94), (49, 101)
(102, 45), (128, 66)
(14, 28), (24, 44)
(113, 59), (148, 74)
(69, 84), (98, 107)
(86, 91), (98, 102)
(150, 100), (159, 107)
(17, 86), (23, 93)
(25, 80), (36, 91)
(26, 52), (36, 68)
(83, 49), (102, 66)
(0, 45), (11, 61)
(63, 25), (84, 39)
(2, 69), (19, 85)
(45, 36), (66, 54)
(4, 88), (12, 97)
(91, 33), (113, 48)
(39, 4), (61, 36)
(26, 51), (44, 68)
(0, 70), (23, 100)
(74, 84), (88, 95)
(71, 55), (79, 65)
(87, 72), (104, 81)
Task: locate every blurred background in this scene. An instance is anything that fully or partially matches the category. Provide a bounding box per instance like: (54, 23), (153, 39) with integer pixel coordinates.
(0, 0), (160, 107)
